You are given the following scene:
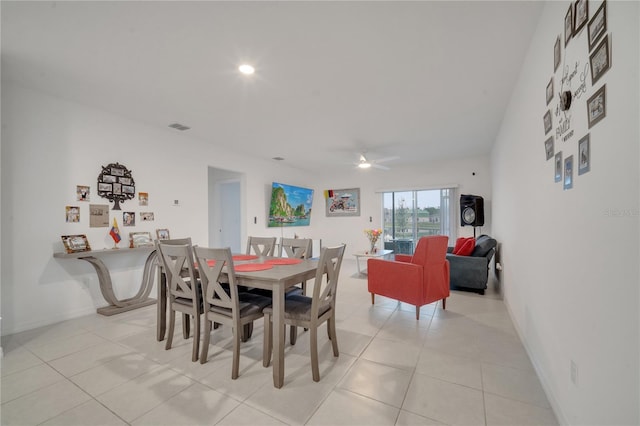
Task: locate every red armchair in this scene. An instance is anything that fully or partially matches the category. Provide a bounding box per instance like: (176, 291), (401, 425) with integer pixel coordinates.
(368, 235), (450, 319)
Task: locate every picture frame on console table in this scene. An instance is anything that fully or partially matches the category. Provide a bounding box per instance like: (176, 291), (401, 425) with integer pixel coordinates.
(61, 234), (91, 253)
(156, 228), (170, 240)
(130, 232), (154, 248)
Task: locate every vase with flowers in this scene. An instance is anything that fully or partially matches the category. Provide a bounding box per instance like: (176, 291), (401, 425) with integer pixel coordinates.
(364, 228), (382, 253)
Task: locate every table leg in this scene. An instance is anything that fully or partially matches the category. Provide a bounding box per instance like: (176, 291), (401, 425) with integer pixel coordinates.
(272, 283), (285, 388)
(356, 257), (362, 274)
(157, 267), (167, 341)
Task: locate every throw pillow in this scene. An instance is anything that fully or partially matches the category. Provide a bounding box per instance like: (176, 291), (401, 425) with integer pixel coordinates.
(456, 238), (476, 256)
(452, 237), (468, 254)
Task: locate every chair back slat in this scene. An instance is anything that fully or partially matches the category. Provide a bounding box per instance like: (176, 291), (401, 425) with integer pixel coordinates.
(246, 236), (276, 257)
(311, 245), (346, 318)
(157, 241), (199, 301)
(194, 247), (239, 313)
(279, 237), (312, 259)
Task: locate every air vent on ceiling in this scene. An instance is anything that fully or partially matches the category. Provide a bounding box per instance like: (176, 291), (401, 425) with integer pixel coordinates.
(168, 123), (190, 131)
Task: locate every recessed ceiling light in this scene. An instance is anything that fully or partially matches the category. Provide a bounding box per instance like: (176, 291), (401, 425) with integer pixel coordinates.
(239, 64), (255, 75)
(272, 156), (285, 161)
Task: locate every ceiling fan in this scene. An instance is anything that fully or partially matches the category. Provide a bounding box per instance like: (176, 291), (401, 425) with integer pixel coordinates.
(354, 153), (398, 170)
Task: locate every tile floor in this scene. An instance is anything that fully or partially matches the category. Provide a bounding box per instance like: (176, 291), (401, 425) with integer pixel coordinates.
(1, 260), (558, 425)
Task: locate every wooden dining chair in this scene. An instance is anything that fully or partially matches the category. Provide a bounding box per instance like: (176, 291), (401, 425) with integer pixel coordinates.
(246, 236), (276, 257)
(157, 240), (202, 362)
(278, 237), (313, 344)
(263, 244), (346, 382)
(194, 246), (272, 379)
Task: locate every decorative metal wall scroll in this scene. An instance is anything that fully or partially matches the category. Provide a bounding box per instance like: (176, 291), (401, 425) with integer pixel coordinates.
(97, 162), (136, 210)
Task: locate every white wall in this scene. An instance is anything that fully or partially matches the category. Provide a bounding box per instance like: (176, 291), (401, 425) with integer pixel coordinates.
(1, 82), (490, 335)
(491, 2), (639, 424)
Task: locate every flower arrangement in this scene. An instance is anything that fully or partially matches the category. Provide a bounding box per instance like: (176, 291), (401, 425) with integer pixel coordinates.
(364, 228), (383, 253)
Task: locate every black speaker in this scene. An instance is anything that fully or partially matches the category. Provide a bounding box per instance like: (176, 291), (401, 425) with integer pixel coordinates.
(460, 194), (484, 227)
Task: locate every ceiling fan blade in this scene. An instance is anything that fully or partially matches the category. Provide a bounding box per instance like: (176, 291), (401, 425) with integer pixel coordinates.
(374, 156), (400, 164)
(372, 163), (390, 170)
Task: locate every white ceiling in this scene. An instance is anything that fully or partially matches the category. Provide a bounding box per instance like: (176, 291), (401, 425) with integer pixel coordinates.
(1, 1), (543, 173)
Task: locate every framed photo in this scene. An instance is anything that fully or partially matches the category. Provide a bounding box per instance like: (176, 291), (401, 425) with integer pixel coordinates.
(543, 110), (553, 135)
(129, 231), (154, 248)
(89, 204), (109, 227)
(588, 0), (606, 50)
(544, 136), (554, 160)
(140, 212), (154, 221)
(564, 155), (574, 190)
(555, 152), (563, 183)
(110, 166), (125, 177)
(573, 0), (588, 34)
(119, 177), (132, 185)
(554, 36), (561, 72)
(122, 185), (135, 194)
(564, 4), (573, 46)
(546, 77), (554, 105)
(325, 188), (361, 217)
(76, 185), (90, 201)
(123, 211), (135, 226)
(65, 206), (80, 223)
(61, 234), (91, 253)
(590, 34), (610, 85)
(139, 192), (149, 206)
(587, 84), (606, 128)
(102, 175), (117, 183)
(112, 183), (122, 195)
(156, 228), (170, 240)
(98, 182), (112, 192)
(578, 134), (591, 175)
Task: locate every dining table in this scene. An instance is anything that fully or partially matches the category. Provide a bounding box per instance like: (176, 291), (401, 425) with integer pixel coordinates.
(156, 254), (319, 388)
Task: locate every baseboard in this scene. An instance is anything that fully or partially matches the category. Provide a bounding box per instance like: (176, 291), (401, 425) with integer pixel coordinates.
(503, 299), (569, 425)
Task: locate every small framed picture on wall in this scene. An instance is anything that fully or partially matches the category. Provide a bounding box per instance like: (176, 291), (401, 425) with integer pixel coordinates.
(578, 134), (591, 175)
(555, 152), (563, 183)
(564, 155), (574, 190)
(587, 84), (606, 128)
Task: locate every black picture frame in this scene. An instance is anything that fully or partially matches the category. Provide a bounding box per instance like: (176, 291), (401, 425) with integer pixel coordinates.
(544, 136), (554, 161)
(590, 34), (610, 85)
(587, 84), (606, 128)
(546, 77), (554, 105)
(578, 134), (591, 175)
(564, 4), (573, 46)
(543, 110), (553, 135)
(588, 1), (607, 51)
(573, 0), (588, 34)
(554, 36), (561, 72)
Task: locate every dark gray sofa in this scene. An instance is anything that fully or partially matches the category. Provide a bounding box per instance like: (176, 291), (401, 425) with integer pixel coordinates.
(446, 234), (497, 294)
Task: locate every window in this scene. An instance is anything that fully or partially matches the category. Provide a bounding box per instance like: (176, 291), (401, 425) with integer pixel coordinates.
(382, 188), (456, 254)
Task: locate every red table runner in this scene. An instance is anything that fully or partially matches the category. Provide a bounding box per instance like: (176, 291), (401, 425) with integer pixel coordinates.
(234, 263), (273, 272)
(265, 258), (303, 265)
(232, 254), (259, 261)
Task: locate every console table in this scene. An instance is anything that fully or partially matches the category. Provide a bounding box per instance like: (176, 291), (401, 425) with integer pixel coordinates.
(353, 249), (394, 275)
(53, 247), (157, 316)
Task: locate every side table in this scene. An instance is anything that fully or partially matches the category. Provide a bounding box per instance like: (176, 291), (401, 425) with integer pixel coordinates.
(353, 249), (394, 275)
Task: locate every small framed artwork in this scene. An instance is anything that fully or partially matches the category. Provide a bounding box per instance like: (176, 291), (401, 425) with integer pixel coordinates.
(98, 182), (112, 192)
(129, 232), (154, 248)
(122, 185), (135, 194)
(112, 183), (122, 195)
(554, 36), (561, 72)
(555, 152), (563, 183)
(544, 136), (554, 160)
(573, 0), (588, 34)
(587, 84), (606, 128)
(543, 110), (553, 135)
(546, 77), (554, 105)
(578, 134), (591, 175)
(61, 234), (91, 253)
(102, 175), (117, 183)
(123, 211), (135, 226)
(590, 34), (610, 85)
(564, 155), (574, 190)
(588, 0), (606, 51)
(119, 177), (132, 185)
(110, 166), (125, 177)
(156, 228), (170, 240)
(140, 212), (154, 221)
(325, 188), (361, 217)
(77, 185), (90, 201)
(65, 206), (80, 223)
(564, 4), (573, 46)
(139, 192), (149, 206)
(89, 204), (110, 227)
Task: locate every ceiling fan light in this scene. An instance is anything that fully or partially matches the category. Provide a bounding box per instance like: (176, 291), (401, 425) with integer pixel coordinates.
(238, 64), (255, 75)
(358, 162), (372, 169)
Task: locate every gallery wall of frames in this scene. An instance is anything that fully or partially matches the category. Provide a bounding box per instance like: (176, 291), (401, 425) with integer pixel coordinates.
(543, 0), (610, 190)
